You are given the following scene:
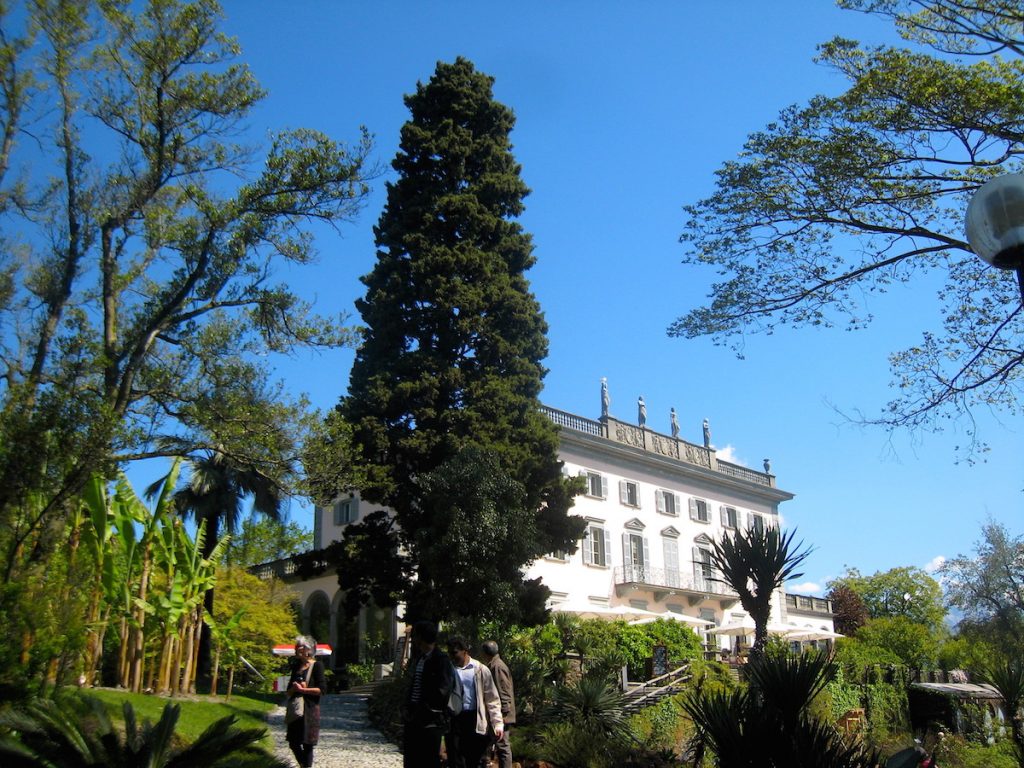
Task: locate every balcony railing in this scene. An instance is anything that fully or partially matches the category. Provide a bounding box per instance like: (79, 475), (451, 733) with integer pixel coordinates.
(541, 405), (775, 487)
(250, 556), (299, 581)
(615, 564), (738, 597)
(785, 593), (833, 615)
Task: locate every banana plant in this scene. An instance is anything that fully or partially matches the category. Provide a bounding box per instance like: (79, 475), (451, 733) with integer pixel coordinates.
(79, 474), (118, 683)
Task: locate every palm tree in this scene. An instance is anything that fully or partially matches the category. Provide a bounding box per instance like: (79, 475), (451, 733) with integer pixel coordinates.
(0, 694), (290, 767)
(149, 449), (285, 686)
(710, 526), (811, 659)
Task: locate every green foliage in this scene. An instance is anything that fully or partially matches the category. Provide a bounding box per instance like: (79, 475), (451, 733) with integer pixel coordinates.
(941, 521), (1024, 648)
(541, 675), (633, 767)
(212, 567), (299, 689)
(829, 566), (946, 628)
(855, 616), (940, 668)
(324, 56), (583, 624)
(933, 731), (1020, 768)
(223, 515), (311, 569)
(0, 0), (372, 689)
(833, 636), (903, 672)
(670, 0), (1024, 443)
(0, 693), (288, 767)
(682, 648), (883, 767)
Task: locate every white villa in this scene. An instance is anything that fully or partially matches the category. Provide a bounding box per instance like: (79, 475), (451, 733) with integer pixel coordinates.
(254, 393), (836, 669)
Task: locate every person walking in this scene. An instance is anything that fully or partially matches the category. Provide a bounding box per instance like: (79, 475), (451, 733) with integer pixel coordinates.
(403, 621), (455, 768)
(285, 635), (326, 767)
(480, 640), (516, 768)
(445, 637), (503, 768)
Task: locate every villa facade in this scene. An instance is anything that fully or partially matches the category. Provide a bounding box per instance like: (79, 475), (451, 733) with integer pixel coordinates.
(255, 399), (835, 668)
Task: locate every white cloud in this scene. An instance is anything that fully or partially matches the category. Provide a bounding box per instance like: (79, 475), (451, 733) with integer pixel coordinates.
(716, 444), (740, 464)
(788, 581), (823, 596)
(924, 555), (946, 573)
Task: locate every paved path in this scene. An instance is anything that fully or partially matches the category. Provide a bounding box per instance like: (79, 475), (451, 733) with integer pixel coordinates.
(268, 693), (404, 768)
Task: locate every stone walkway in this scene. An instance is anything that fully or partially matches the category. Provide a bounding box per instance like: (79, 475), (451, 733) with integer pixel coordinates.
(268, 693), (404, 768)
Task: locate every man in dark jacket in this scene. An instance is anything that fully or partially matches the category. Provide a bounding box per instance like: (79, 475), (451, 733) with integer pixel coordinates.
(404, 621), (455, 768)
(481, 640), (516, 768)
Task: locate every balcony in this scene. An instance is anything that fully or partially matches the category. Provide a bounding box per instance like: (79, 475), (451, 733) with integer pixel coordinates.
(615, 564), (738, 606)
(785, 593), (833, 616)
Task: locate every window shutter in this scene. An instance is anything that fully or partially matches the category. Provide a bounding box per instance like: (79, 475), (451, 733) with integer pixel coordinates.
(604, 528), (613, 567)
(600, 476), (608, 498)
(672, 493), (681, 516)
(582, 528), (593, 565)
(619, 480), (628, 504)
(720, 505), (728, 526)
(622, 532), (631, 566)
(688, 497), (698, 521)
(692, 546), (702, 580)
(655, 490), (665, 514)
(642, 537), (651, 572)
(663, 538), (679, 572)
(746, 512), (754, 530)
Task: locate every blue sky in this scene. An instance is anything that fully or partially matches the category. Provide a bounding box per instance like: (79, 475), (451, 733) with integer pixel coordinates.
(207, 1), (1021, 597)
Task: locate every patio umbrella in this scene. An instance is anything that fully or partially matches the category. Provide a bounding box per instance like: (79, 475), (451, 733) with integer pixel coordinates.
(784, 626), (845, 641)
(629, 613), (714, 627)
(707, 615), (794, 637)
(272, 643), (333, 657)
(554, 602), (665, 623)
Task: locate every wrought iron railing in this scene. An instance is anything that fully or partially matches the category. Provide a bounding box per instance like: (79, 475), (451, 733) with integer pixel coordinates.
(615, 564), (738, 597)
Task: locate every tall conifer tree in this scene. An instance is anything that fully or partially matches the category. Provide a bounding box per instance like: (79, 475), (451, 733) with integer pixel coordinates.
(327, 57), (583, 623)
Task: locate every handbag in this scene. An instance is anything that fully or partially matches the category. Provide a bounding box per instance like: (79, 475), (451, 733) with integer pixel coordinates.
(285, 662), (314, 724)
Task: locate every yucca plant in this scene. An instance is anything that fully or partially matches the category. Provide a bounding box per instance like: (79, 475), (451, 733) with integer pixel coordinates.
(0, 694), (289, 768)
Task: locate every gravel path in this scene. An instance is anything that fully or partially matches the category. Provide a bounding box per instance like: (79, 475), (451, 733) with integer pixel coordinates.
(268, 693), (404, 768)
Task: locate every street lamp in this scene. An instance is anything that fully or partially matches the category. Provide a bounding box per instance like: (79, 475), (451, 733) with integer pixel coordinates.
(965, 173), (1024, 302)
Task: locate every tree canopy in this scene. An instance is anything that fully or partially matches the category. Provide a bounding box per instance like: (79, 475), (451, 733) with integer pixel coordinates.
(0, 0), (371, 689)
(827, 565), (946, 628)
(309, 57), (584, 625)
(670, 0), (1024, 449)
(941, 520), (1024, 647)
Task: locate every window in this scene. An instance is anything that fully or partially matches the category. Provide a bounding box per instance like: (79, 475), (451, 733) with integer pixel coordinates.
(622, 532), (649, 581)
(663, 536), (680, 588)
(689, 497), (710, 523)
(582, 470), (607, 499)
(720, 505), (738, 529)
(582, 523), (612, 567)
(333, 498), (357, 525)
(692, 546), (713, 588)
(546, 549), (568, 562)
(656, 489), (680, 516)
(619, 480), (640, 507)
(748, 512), (765, 535)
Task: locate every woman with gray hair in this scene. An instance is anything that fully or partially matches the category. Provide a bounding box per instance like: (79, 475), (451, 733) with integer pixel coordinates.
(284, 635), (326, 767)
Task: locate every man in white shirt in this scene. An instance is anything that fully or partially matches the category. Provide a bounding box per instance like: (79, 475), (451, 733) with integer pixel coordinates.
(445, 636), (503, 768)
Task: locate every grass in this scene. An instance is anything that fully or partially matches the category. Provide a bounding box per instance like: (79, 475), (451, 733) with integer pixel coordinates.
(82, 688), (282, 751)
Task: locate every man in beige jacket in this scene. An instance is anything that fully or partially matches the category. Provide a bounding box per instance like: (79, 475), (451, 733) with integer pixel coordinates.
(445, 636), (503, 768)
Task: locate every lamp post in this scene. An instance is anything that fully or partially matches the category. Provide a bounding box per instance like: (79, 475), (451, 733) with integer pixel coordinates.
(965, 173), (1024, 302)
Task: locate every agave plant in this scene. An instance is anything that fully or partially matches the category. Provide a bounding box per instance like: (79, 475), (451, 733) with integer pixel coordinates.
(0, 694), (289, 768)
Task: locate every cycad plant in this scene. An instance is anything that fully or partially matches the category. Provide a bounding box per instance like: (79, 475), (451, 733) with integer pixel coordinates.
(0, 694), (288, 768)
(541, 675), (633, 767)
(681, 648), (881, 768)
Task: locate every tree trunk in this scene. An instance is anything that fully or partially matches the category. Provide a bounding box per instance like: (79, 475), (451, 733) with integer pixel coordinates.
(210, 647), (221, 696)
(226, 665), (235, 701)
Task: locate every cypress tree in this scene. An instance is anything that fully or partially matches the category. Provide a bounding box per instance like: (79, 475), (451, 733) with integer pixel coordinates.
(334, 57), (583, 623)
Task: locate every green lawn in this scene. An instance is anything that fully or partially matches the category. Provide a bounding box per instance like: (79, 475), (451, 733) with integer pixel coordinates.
(82, 688), (282, 751)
